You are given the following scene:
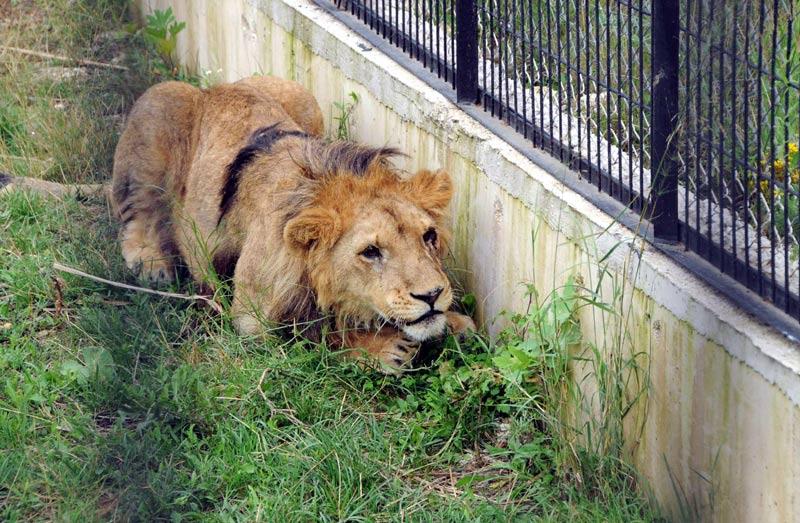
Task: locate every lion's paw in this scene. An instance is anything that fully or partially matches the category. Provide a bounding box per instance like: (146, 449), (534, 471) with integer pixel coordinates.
(232, 313), (261, 335)
(133, 257), (174, 287)
(375, 336), (420, 375)
(123, 245), (174, 287)
(445, 311), (476, 336)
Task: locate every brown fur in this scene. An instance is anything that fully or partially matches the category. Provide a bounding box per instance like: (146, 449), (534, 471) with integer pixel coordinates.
(112, 76), (473, 372)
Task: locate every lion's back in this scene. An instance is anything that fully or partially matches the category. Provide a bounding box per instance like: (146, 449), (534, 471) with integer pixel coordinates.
(181, 79), (321, 238)
(111, 81), (202, 215)
(113, 77), (323, 215)
(233, 76), (324, 137)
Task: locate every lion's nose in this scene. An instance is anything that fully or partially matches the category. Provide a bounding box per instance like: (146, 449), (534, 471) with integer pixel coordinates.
(410, 287), (443, 308)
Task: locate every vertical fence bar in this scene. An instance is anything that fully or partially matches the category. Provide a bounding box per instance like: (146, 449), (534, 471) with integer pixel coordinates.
(455, 0), (478, 102)
(651, 0), (680, 241)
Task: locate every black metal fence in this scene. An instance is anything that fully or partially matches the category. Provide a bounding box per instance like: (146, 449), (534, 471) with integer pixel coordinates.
(331, 0), (800, 322)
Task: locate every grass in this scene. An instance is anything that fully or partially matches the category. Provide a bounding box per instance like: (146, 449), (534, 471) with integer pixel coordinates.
(0, 0), (173, 182)
(0, 191), (660, 520)
(0, 1), (661, 520)
(333, 92), (360, 141)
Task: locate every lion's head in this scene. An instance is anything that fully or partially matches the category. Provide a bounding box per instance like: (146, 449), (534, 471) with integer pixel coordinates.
(284, 157), (455, 342)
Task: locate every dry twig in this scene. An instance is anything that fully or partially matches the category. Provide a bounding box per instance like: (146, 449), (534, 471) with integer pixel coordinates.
(1, 45), (128, 71)
(256, 367), (306, 426)
(52, 261), (223, 314)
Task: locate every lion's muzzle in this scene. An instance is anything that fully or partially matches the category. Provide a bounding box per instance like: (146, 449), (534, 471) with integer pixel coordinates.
(406, 309), (443, 326)
(398, 310), (447, 342)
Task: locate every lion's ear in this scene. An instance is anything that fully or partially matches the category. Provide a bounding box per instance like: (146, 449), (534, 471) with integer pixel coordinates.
(404, 169), (453, 218)
(284, 207), (341, 254)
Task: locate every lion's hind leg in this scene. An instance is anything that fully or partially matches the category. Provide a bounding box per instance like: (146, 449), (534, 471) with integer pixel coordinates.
(112, 81), (200, 287)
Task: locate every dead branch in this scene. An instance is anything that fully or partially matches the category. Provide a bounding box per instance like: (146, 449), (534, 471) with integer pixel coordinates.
(52, 261), (223, 314)
(1, 45), (128, 71)
(0, 175), (110, 200)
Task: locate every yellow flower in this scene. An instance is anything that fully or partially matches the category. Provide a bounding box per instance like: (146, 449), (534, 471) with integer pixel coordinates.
(760, 180), (770, 193)
(792, 168), (800, 185)
(789, 142), (799, 156)
(774, 159), (786, 181)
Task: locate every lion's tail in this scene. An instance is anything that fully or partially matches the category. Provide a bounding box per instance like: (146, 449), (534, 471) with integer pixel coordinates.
(0, 172), (110, 200)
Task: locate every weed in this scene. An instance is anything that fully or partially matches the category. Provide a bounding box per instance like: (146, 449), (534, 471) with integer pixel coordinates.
(198, 68), (225, 89)
(142, 8), (186, 73)
(140, 7), (198, 84)
(0, 187), (659, 519)
(333, 91), (359, 140)
(0, 0), (158, 183)
(386, 263), (655, 517)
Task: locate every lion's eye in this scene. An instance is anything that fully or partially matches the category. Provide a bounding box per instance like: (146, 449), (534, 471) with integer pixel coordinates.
(423, 228), (437, 245)
(360, 245), (382, 260)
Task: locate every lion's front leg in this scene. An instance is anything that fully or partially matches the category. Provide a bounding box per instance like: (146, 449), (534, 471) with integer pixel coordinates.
(342, 328), (420, 374)
(230, 226), (307, 336)
(230, 270), (270, 336)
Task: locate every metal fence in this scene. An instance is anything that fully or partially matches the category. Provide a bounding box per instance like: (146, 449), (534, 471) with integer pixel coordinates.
(331, 0), (800, 322)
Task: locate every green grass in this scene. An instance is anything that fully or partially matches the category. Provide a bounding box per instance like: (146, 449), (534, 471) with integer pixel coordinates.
(0, 0), (176, 183)
(0, 191), (660, 520)
(0, 1), (661, 520)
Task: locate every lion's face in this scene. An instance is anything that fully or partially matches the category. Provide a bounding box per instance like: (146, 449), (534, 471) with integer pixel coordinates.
(284, 168), (455, 341)
(328, 197), (453, 340)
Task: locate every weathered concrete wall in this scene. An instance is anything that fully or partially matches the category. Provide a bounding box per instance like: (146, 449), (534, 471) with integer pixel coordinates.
(138, 0), (800, 519)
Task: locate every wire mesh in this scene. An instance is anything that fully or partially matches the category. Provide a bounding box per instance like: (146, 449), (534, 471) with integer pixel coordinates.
(335, 0), (457, 86)
(678, 0), (800, 314)
(476, 0), (652, 211)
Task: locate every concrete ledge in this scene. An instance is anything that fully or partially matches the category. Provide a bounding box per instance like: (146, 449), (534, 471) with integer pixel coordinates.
(140, 0), (800, 519)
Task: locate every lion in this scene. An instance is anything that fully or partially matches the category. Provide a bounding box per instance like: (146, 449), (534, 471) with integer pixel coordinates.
(111, 76), (475, 372)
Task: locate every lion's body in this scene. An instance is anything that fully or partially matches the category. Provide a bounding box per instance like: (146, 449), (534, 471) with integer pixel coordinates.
(111, 77), (323, 287)
(112, 77), (473, 371)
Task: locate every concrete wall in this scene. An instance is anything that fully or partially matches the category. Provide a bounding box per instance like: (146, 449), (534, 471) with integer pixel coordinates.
(138, 0), (800, 519)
